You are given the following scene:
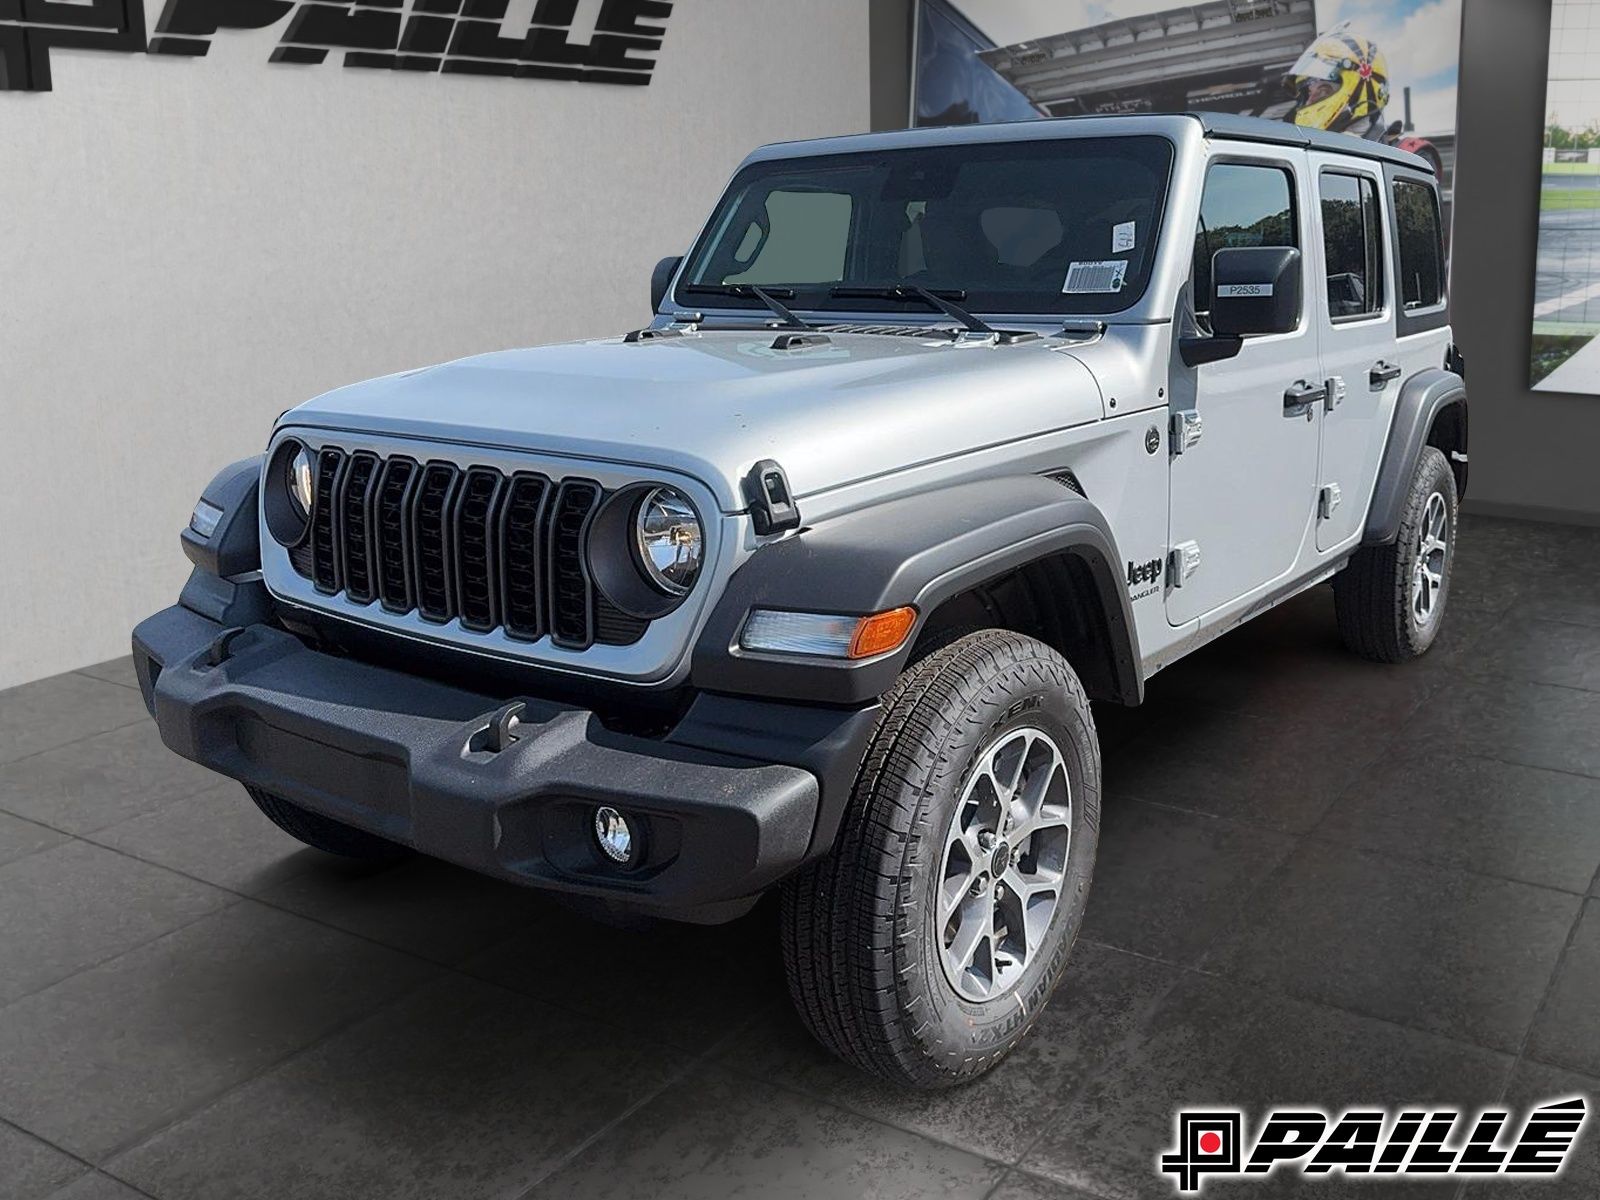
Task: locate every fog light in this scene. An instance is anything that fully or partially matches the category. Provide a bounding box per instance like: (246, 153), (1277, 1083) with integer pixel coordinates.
(593, 806), (635, 864)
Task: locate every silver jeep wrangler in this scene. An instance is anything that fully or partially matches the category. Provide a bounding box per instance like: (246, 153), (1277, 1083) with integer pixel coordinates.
(136, 112), (1466, 1089)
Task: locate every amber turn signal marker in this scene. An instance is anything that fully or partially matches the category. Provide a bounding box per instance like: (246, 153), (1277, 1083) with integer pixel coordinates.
(848, 607), (918, 660)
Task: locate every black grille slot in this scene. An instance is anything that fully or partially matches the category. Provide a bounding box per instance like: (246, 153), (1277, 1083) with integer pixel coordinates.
(286, 449), (661, 651)
(453, 467), (505, 632)
(596, 598), (649, 646)
(499, 473), (550, 641)
(374, 457), (419, 613)
(309, 448), (346, 595)
(548, 480), (601, 649)
(339, 452), (381, 605)
(411, 463), (461, 623)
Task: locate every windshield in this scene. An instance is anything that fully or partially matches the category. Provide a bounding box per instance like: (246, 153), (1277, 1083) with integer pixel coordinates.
(677, 136), (1175, 318)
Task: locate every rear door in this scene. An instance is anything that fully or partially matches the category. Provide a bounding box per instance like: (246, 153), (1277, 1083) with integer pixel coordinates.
(1167, 148), (1323, 626)
(1309, 155), (1394, 552)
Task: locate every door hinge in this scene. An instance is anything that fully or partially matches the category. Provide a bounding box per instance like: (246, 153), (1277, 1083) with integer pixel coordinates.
(1324, 376), (1347, 413)
(1170, 411), (1203, 455)
(1169, 541), (1202, 587)
(1319, 483), (1343, 520)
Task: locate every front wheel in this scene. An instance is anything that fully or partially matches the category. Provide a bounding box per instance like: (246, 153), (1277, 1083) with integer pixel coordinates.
(1333, 445), (1459, 662)
(780, 630), (1100, 1089)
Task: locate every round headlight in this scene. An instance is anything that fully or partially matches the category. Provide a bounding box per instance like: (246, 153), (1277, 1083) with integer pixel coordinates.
(287, 445), (315, 518)
(634, 487), (703, 596)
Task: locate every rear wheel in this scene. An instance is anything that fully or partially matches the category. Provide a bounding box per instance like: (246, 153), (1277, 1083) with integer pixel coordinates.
(1333, 445), (1458, 662)
(780, 630), (1100, 1089)
(245, 786), (411, 862)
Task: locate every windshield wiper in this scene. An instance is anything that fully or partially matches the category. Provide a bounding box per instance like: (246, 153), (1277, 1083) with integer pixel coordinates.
(829, 285), (996, 335)
(680, 284), (811, 329)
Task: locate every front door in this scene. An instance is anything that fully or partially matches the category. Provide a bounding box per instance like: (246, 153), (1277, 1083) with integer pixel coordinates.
(1167, 151), (1323, 626)
(1309, 155), (1396, 552)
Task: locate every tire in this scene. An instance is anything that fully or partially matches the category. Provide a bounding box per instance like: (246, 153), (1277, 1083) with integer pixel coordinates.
(1333, 445), (1459, 663)
(780, 630), (1101, 1089)
(245, 786), (411, 862)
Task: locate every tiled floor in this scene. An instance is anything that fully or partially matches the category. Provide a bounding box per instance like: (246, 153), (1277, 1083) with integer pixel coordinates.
(2, 514), (1599, 1200)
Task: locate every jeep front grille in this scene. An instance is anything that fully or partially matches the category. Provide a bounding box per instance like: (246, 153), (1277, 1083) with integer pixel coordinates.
(292, 447), (647, 650)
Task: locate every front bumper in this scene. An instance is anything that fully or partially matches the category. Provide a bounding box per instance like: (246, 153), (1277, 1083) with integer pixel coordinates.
(133, 604), (875, 921)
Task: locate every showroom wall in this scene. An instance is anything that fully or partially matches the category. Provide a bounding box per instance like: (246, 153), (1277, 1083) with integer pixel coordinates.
(1452, 0), (1600, 526)
(0, 1), (870, 690)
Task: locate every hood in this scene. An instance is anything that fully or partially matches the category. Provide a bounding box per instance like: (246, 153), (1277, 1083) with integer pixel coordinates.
(284, 329), (1106, 511)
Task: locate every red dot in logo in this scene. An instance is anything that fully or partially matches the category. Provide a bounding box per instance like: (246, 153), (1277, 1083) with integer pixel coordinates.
(1199, 1132), (1223, 1155)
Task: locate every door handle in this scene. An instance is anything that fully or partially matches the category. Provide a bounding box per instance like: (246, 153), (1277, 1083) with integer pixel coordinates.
(1283, 380), (1326, 417)
(1370, 360), (1403, 387)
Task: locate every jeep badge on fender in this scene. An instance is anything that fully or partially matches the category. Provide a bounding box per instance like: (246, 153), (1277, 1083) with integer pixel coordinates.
(134, 112), (1464, 1091)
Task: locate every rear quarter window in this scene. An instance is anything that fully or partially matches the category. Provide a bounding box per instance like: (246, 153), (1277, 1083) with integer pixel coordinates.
(1393, 179), (1445, 311)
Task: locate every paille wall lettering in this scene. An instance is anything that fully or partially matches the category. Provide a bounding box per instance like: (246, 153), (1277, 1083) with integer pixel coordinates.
(0, 0), (672, 92)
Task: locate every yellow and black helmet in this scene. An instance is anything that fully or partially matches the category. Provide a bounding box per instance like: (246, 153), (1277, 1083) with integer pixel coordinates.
(1284, 21), (1390, 134)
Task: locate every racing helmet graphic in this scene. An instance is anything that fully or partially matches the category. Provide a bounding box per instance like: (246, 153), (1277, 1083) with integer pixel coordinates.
(1283, 21), (1390, 134)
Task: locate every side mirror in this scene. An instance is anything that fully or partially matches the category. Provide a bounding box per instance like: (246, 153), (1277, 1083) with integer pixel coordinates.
(1179, 247), (1301, 368)
(651, 255), (683, 313)
(1210, 246), (1302, 336)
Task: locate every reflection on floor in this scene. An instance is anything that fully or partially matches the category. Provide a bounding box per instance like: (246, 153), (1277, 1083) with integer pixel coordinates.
(0, 514), (1597, 1200)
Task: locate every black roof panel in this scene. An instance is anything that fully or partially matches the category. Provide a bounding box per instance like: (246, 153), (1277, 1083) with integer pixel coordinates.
(1193, 112), (1434, 174)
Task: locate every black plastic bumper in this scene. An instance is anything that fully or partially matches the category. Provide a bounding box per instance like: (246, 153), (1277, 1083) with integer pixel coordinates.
(132, 604), (878, 921)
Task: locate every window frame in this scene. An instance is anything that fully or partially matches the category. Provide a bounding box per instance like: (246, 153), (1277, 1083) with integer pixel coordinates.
(1384, 165), (1449, 334)
(1191, 155), (1304, 330)
(1317, 166), (1389, 326)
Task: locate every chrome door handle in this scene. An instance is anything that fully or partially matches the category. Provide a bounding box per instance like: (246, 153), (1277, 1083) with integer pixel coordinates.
(1283, 380), (1326, 417)
(1370, 360), (1403, 387)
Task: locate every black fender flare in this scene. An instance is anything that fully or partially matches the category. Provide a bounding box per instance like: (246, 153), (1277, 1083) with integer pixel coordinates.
(1364, 368), (1467, 545)
(180, 455), (263, 579)
(692, 475), (1142, 706)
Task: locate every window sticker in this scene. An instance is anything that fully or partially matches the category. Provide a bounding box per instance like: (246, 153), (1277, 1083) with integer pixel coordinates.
(1064, 260), (1129, 294)
(1112, 220), (1137, 254)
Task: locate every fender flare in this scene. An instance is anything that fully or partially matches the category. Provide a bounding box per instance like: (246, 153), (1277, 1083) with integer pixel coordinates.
(692, 475), (1142, 706)
(1364, 368), (1467, 545)
(180, 456), (263, 579)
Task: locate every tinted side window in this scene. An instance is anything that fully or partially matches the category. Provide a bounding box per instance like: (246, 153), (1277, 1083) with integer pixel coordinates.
(1194, 163), (1297, 317)
(1320, 172), (1384, 319)
(1394, 179), (1444, 310)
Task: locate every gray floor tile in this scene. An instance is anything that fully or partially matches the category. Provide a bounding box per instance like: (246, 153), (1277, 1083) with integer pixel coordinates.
(74, 658), (141, 691)
(1526, 899), (1600, 1077)
(1313, 753), (1600, 893)
(527, 1066), (1006, 1200)
(91, 784), (333, 895)
(1146, 587), (1452, 726)
(0, 901), (436, 1163)
(1463, 1061), (1599, 1199)
(1468, 616), (1600, 692)
(1107, 703), (1388, 834)
(0, 1121), (87, 1200)
(714, 941), (1179, 1162)
(1511, 571), (1600, 629)
(110, 974), (691, 1200)
(465, 905), (783, 1054)
(0, 674), (150, 766)
(0, 721), (221, 835)
(43, 1173), (151, 1200)
(1081, 800), (1297, 965)
(253, 854), (549, 966)
(1204, 841), (1580, 1053)
(0, 841), (233, 1006)
(1023, 972), (1511, 1200)
(1446, 556), (1528, 613)
(0, 810), (68, 868)
(1453, 517), (1600, 582)
(1399, 677), (1600, 781)
(989, 1172), (1105, 1200)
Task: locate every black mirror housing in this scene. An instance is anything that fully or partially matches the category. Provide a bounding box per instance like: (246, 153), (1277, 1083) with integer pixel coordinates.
(651, 255), (684, 313)
(1208, 246), (1302, 337)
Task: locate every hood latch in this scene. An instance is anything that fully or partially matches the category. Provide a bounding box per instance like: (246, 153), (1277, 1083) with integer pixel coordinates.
(744, 460), (801, 536)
